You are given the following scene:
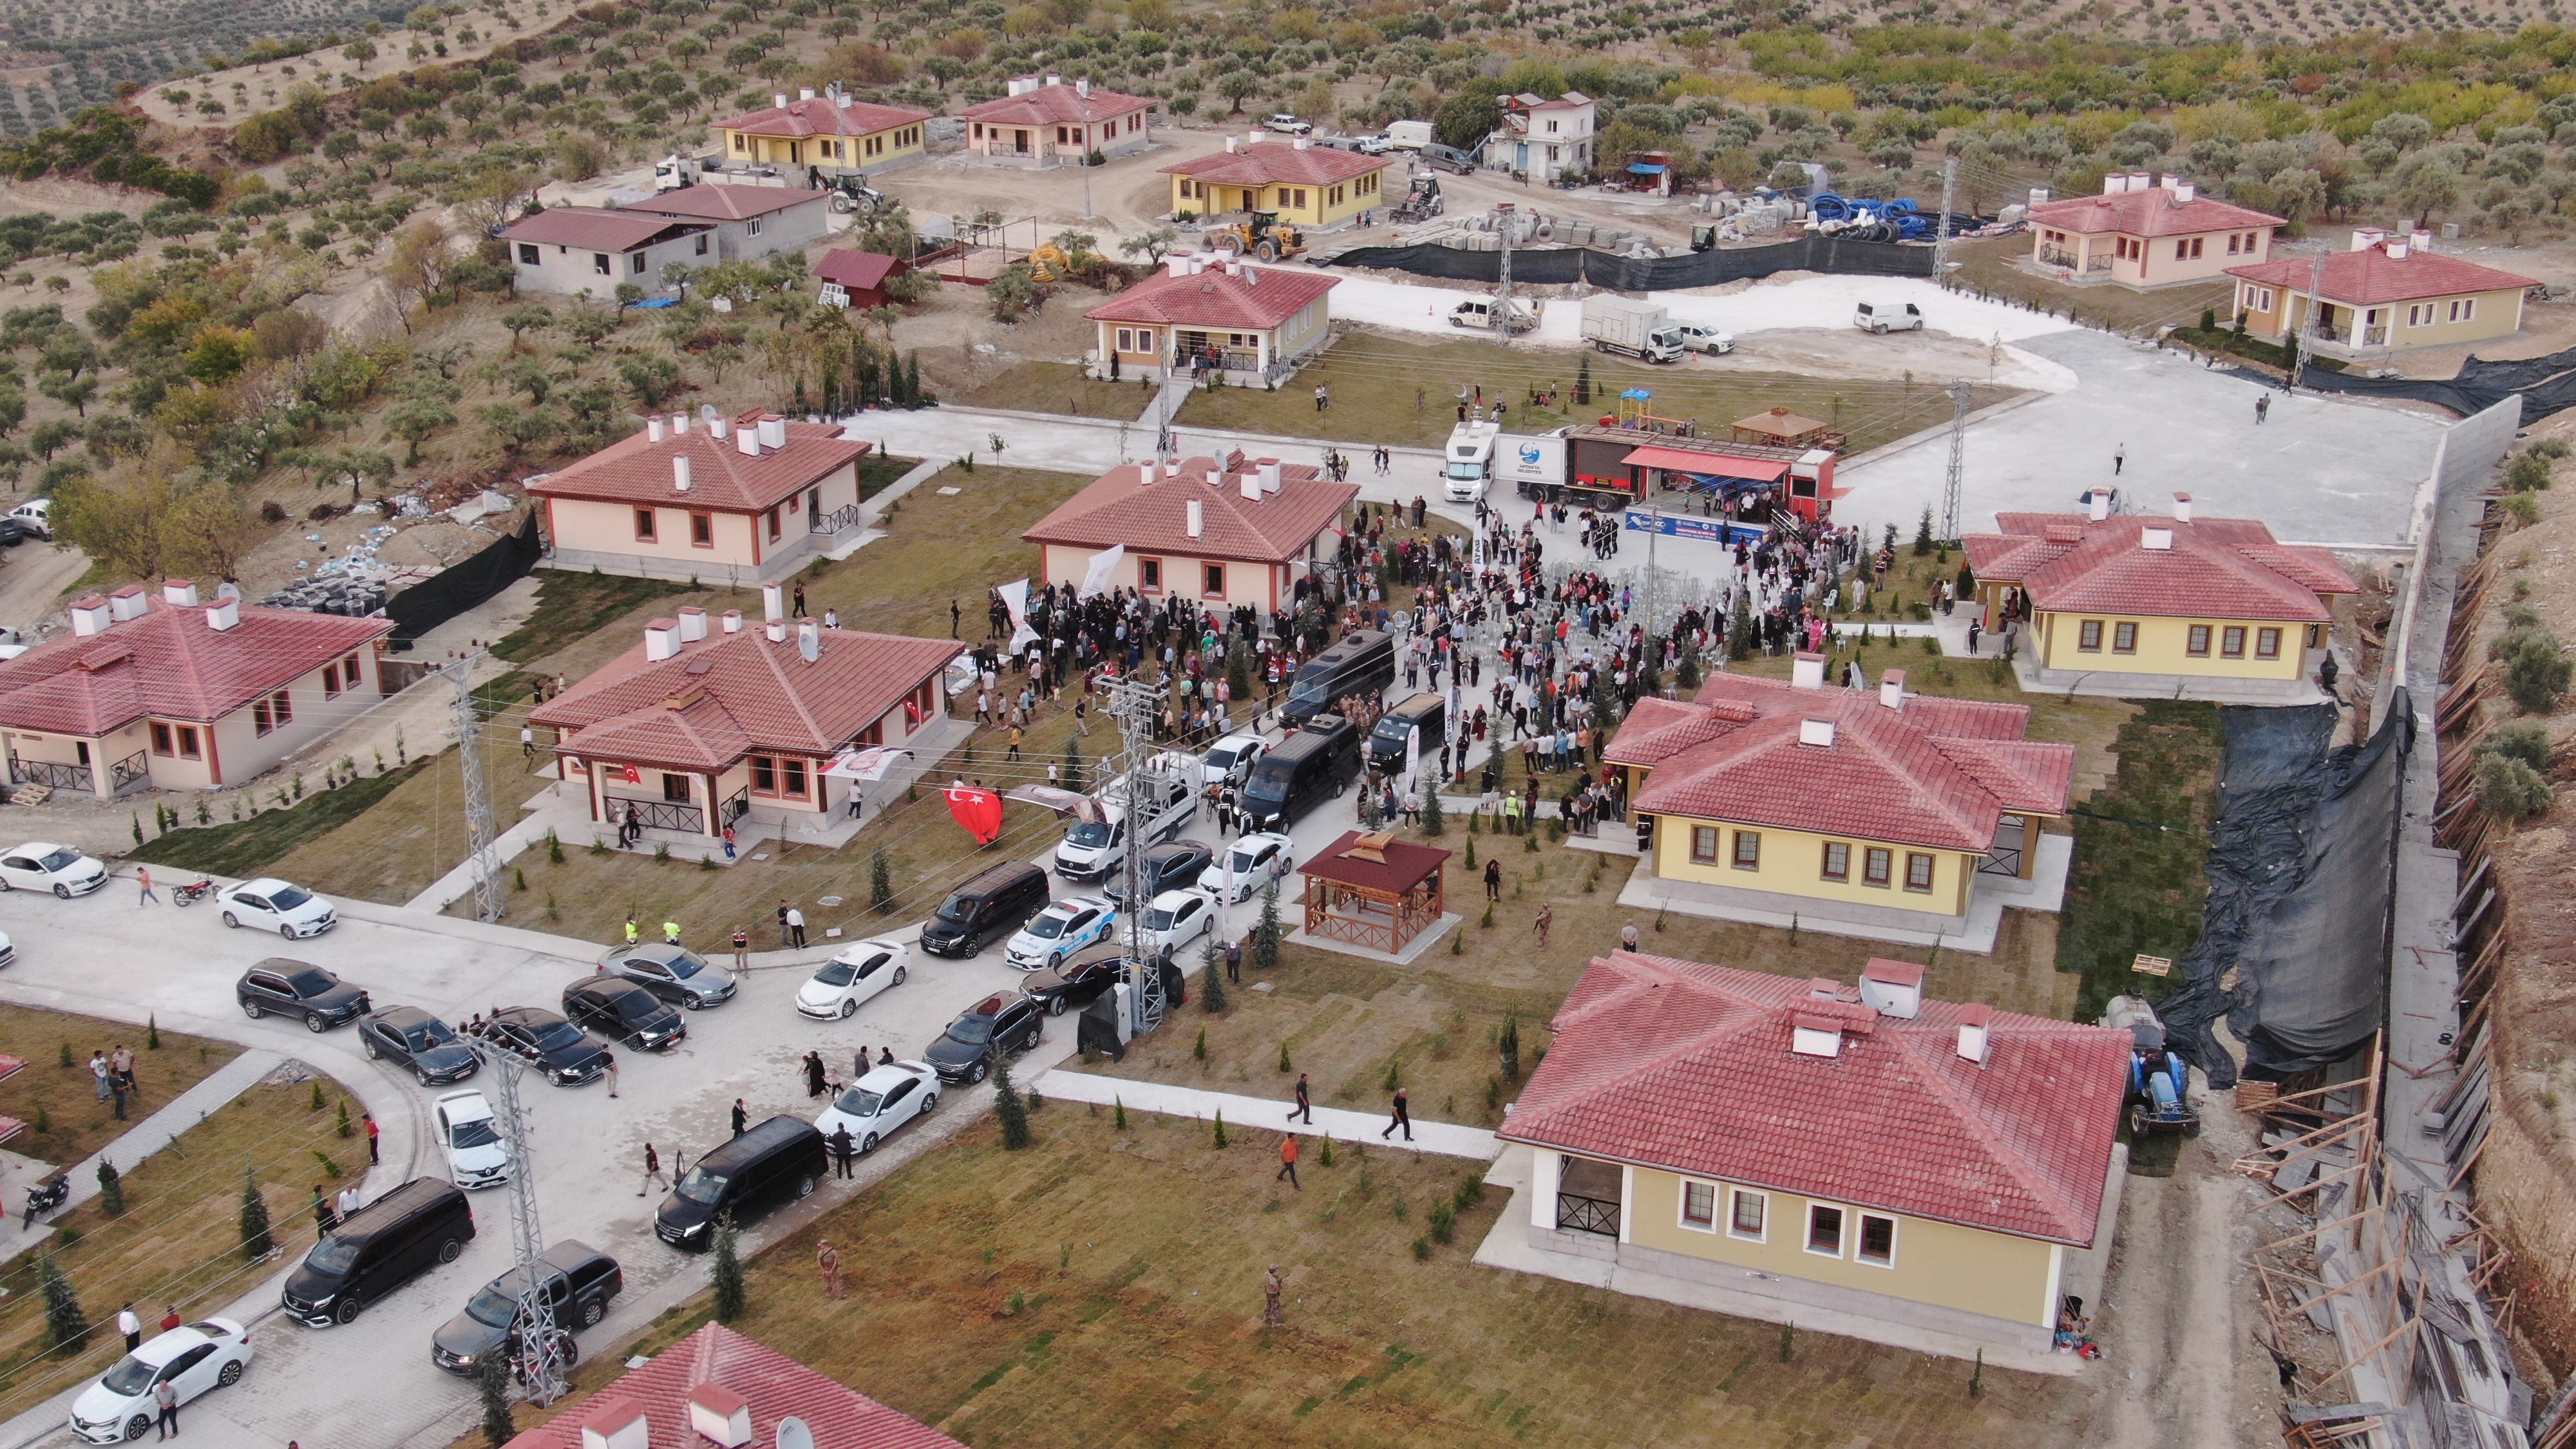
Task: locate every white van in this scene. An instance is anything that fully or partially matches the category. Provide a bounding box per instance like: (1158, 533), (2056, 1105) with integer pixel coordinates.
(1853, 301), (1924, 334)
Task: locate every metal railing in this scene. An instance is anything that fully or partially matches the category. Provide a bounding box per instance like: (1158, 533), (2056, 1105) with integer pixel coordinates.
(602, 795), (705, 835)
(12, 758), (91, 793)
(808, 503), (864, 537)
(108, 750), (150, 795)
(1555, 1193), (1620, 1238)
(1978, 844), (2024, 877)
(719, 786), (750, 826)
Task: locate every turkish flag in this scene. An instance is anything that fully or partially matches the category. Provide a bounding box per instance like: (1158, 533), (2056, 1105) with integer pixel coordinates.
(945, 785), (1004, 845)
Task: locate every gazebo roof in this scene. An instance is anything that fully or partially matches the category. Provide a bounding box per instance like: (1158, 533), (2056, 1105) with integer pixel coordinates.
(1299, 829), (1450, 895)
(1730, 406), (1828, 440)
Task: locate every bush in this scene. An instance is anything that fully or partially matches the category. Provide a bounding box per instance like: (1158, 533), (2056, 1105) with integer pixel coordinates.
(711, 1215), (746, 1321)
(39, 1252), (87, 1353)
(239, 1171), (273, 1260)
(96, 1160), (122, 1217)
(2484, 720), (2553, 773)
(994, 1060), (1032, 1148)
(2505, 450), (2553, 493)
(478, 1347), (515, 1446)
(2496, 626), (2573, 714)
(2479, 752), (2553, 820)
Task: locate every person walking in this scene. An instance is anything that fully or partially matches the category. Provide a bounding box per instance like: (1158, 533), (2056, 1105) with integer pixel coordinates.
(158, 1305), (182, 1334)
(787, 905), (808, 948)
(730, 1099), (748, 1136)
(1483, 858), (1502, 901)
(153, 1377), (178, 1441)
(662, 919), (682, 945)
(777, 899), (793, 947)
(110, 1070), (128, 1121)
(1224, 938), (1243, 984)
(118, 1303), (142, 1350)
(136, 867), (158, 906)
(1965, 619), (1982, 656)
(1533, 903), (1553, 945)
(1289, 1073), (1312, 1124)
(1264, 1265), (1285, 1327)
(600, 1047), (619, 1099)
(2255, 392), (2270, 424)
(817, 1239), (844, 1300)
(829, 1124), (855, 1179)
(732, 926), (750, 971)
(623, 915), (641, 947)
(639, 1142), (667, 1197)
(337, 1184), (361, 1219)
(1276, 1134), (1301, 1190)
(1620, 920), (1640, 952)
(1006, 725), (1023, 762)
(363, 1112), (379, 1165)
(312, 1186), (338, 1235)
(2113, 442), (2125, 476)
(1381, 1086), (1412, 1141)
(90, 1050), (109, 1104)
(804, 1052), (827, 1099)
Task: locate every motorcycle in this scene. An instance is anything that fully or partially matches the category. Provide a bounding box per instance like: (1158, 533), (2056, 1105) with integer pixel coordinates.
(22, 1173), (68, 1226)
(172, 878), (215, 907)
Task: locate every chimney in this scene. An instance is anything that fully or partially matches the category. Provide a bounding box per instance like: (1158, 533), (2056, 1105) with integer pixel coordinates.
(2157, 172), (2177, 191)
(1008, 75), (1038, 97)
(1164, 455), (1180, 479)
(672, 412), (689, 435)
(68, 595), (110, 636)
(2413, 229), (2432, 252)
(2141, 527), (2174, 551)
(2028, 186), (2050, 206)
(2087, 489), (2112, 522)
(721, 609), (743, 634)
(1879, 667), (1906, 711)
(576, 1397), (650, 1449)
(1293, 136), (1310, 151)
(759, 415), (787, 451)
(2171, 491), (2193, 522)
(1241, 474), (1262, 502)
(2388, 241), (2409, 260)
(773, 93), (788, 109)
(1797, 717), (1836, 748)
(1075, 77), (1091, 97)
(1186, 498), (1204, 538)
(1168, 254), (1191, 278)
(674, 455), (694, 493)
(2102, 174), (2124, 195)
(1224, 135), (1238, 153)
(737, 421), (762, 457)
(648, 416), (665, 443)
(162, 578), (198, 608)
(1045, 71), (1061, 87)
(204, 598), (240, 632)
(761, 581), (784, 625)
(644, 619), (680, 661)
(2172, 181), (2195, 204)
(1790, 1014), (1844, 1059)
(687, 1385), (752, 1449)
(766, 617), (788, 643)
(708, 415), (729, 442)
(2126, 171), (2150, 193)
(108, 584), (147, 623)
(676, 606), (707, 643)
(1790, 651), (1825, 690)
(2351, 227), (2386, 252)
(1858, 959), (1925, 1019)
(799, 87), (816, 102)
(1956, 1003), (1993, 1066)
(836, 93), (851, 109)
(797, 618), (821, 663)
(1256, 458), (1282, 492)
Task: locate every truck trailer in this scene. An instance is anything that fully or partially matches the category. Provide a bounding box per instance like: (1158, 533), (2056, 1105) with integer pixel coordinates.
(1579, 296), (1685, 363)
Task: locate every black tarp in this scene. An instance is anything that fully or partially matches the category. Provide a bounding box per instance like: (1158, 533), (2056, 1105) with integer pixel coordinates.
(1314, 234), (1934, 290)
(384, 511), (543, 648)
(2297, 343), (2576, 422)
(2155, 694), (2412, 1088)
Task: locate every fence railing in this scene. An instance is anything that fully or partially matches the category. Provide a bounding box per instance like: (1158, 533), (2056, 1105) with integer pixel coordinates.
(719, 786), (750, 826)
(108, 750), (150, 795)
(12, 758), (91, 793)
(1555, 1193), (1620, 1238)
(603, 795), (706, 835)
(809, 503), (864, 537)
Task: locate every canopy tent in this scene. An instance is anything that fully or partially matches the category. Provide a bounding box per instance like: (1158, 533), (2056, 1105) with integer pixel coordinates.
(1621, 446), (1792, 482)
(1626, 162), (1667, 175)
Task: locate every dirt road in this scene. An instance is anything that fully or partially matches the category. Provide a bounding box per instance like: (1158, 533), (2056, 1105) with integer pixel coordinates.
(0, 542), (93, 633)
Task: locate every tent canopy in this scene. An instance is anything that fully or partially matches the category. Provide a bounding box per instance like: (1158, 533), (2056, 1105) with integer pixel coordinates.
(1622, 446), (1791, 481)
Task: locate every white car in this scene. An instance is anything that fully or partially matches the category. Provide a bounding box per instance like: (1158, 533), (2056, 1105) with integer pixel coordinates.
(0, 842), (106, 897)
(1003, 895), (1117, 972)
(1199, 831), (1294, 904)
(1673, 322), (1736, 355)
(9, 498), (50, 539)
(1264, 112), (1312, 135)
(433, 1089), (511, 1189)
(68, 1318), (253, 1444)
(218, 878), (336, 938)
(795, 938), (909, 1019)
(1357, 133), (1394, 155)
(814, 1059), (940, 1155)
(1137, 889), (1217, 956)
(1201, 734), (1267, 790)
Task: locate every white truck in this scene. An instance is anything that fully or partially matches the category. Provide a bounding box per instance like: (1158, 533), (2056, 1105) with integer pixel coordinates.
(1446, 295), (1539, 334)
(1052, 766), (1198, 883)
(1442, 419), (1502, 502)
(1495, 430), (1568, 499)
(1580, 296), (1686, 363)
(1385, 119), (1435, 151)
(1672, 321), (1736, 355)
(652, 155), (701, 191)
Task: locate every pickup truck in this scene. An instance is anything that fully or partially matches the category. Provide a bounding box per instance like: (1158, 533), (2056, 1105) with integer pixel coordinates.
(1264, 113), (1313, 135)
(1052, 767), (1199, 882)
(1672, 322), (1736, 355)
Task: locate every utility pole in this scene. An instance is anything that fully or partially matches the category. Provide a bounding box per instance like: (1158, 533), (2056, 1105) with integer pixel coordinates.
(1933, 156), (1959, 287)
(491, 1056), (567, 1405)
(1494, 204), (1513, 350)
(447, 654), (503, 923)
(1940, 379), (1971, 544)
(2293, 247), (2328, 391)
(1099, 674), (1167, 1036)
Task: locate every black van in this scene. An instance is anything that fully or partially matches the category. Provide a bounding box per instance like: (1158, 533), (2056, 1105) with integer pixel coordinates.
(1282, 630), (1394, 726)
(1365, 693), (1446, 777)
(920, 860), (1050, 958)
(1242, 714), (1362, 831)
(654, 1115), (829, 1250)
(280, 1178), (475, 1327)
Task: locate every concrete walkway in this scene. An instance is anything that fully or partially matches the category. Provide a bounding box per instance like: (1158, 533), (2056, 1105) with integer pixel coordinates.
(1032, 1067), (1501, 1161)
(0, 1048), (285, 1268)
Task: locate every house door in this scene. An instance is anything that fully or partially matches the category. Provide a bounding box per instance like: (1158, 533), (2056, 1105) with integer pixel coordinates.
(1013, 129), (1030, 155)
(808, 489), (821, 527)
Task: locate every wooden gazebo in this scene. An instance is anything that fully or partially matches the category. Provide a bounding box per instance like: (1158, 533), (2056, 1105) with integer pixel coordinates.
(1299, 829), (1450, 956)
(1729, 406), (1839, 450)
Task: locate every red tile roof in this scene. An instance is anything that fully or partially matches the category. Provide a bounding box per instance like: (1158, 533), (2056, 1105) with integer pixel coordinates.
(2224, 245), (2539, 307)
(622, 185), (831, 223)
(1616, 674), (2072, 851)
(1500, 951), (2130, 1245)
(1084, 263), (1338, 332)
(715, 95), (932, 139)
(0, 598), (391, 736)
(1159, 143), (1387, 188)
(1961, 511), (2356, 623)
(503, 1323), (963, 1449)
(959, 80), (1153, 128)
(1298, 829), (1449, 895)
(528, 417), (869, 513)
(500, 207), (708, 252)
(815, 250), (904, 289)
(2027, 186), (2284, 239)
(1023, 454), (1356, 566)
(530, 621), (957, 772)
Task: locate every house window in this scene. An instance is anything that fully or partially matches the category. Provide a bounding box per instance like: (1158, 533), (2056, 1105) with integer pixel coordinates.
(252, 690), (293, 735)
(593, 252), (612, 275)
(516, 243), (540, 265)
(2246, 286), (2275, 312)
(1821, 841), (1849, 882)
(746, 217), (764, 238)
(1904, 853), (1935, 893)
(690, 512), (714, 547)
(176, 726), (200, 760)
(2408, 302), (2434, 327)
(2257, 627), (2282, 659)
(2186, 624), (2212, 656)
(2113, 621), (2138, 654)
(1857, 1213), (1897, 1267)
(766, 506), (782, 542)
(2221, 626), (2246, 658)
(1806, 1204), (1845, 1256)
(345, 653), (362, 687)
(1731, 830), (1760, 869)
(695, 234), (709, 256)
(750, 756), (777, 795)
(2226, 232), (2241, 254)
(2177, 236), (2203, 260)
(629, 252), (647, 275)
(151, 723), (200, 759)
(1680, 1180), (1716, 1229)
(732, 133), (747, 153)
(1729, 1189), (1766, 1241)
(781, 757), (809, 799)
(634, 508), (658, 542)
(1689, 825), (1720, 865)
(1863, 848), (1892, 887)
(2078, 619), (2103, 652)
(1202, 563), (1226, 598)
(151, 721), (173, 755)
(2450, 298), (2478, 323)
(1138, 557), (1162, 592)
(323, 663), (343, 697)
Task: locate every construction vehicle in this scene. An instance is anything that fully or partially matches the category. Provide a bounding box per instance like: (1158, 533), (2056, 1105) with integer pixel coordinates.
(1202, 211), (1305, 262)
(2103, 994), (2201, 1138)
(825, 174), (887, 214)
(1388, 174), (1444, 224)
(652, 155), (701, 191)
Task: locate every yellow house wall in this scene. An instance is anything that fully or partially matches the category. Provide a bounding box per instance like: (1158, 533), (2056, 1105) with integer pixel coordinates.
(547, 497), (764, 571)
(2037, 609), (2311, 680)
(1039, 542), (1294, 611)
(1651, 817), (1977, 918)
(720, 125), (923, 170)
(1169, 166), (1386, 227)
(2233, 278), (2295, 337)
(1625, 1166), (2062, 1328)
(2388, 287), (2528, 348)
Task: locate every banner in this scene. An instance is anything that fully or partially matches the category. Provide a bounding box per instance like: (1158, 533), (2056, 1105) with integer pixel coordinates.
(1079, 544), (1125, 601)
(1624, 509), (1768, 547)
(944, 784), (1005, 845)
(820, 746), (911, 781)
(995, 580), (1037, 652)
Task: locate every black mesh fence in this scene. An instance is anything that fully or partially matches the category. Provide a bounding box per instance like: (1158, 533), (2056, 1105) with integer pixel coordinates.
(1313, 236), (1935, 290)
(2297, 343), (2576, 422)
(384, 511), (544, 649)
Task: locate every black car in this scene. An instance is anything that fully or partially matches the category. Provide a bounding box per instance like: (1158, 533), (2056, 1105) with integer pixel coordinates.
(359, 1007), (483, 1085)
(560, 978), (685, 1051)
(237, 959), (370, 1033)
(592, 943), (739, 1009)
(480, 1008), (606, 1086)
(1020, 945), (1124, 1018)
(430, 1240), (622, 1377)
(1102, 842), (1214, 910)
(654, 1117), (828, 1250)
(923, 993), (1043, 1085)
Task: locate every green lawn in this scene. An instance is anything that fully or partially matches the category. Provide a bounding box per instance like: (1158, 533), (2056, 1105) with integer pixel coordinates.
(951, 361), (1159, 422)
(128, 759), (432, 876)
(2054, 699), (2222, 1021)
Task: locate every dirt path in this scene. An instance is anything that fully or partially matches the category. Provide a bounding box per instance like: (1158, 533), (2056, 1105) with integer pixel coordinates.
(0, 542), (92, 633)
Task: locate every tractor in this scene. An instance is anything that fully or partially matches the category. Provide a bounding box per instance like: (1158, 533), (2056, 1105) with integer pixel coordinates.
(1202, 210), (1306, 262)
(1388, 174), (1444, 224)
(2102, 994), (2201, 1137)
(825, 173), (889, 214)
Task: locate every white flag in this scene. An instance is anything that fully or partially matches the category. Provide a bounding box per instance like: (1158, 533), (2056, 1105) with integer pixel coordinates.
(1079, 544), (1125, 601)
(996, 579), (1038, 652)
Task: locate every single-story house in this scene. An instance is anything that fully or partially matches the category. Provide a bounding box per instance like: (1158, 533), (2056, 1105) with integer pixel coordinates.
(1085, 254), (1338, 384)
(618, 184), (831, 263)
(501, 207), (713, 298)
(2224, 230), (2539, 357)
(1496, 949), (2129, 1358)
(815, 249), (906, 310)
(1962, 493), (2358, 701)
(1160, 133), (1390, 232)
(530, 600), (956, 844)
(715, 89), (932, 175)
(1023, 450), (1358, 611)
(1484, 91), (1596, 183)
(2026, 173), (2283, 290)
(957, 73), (1152, 166)
(0, 580), (393, 799)
(527, 410), (873, 583)
(502, 1323), (964, 1449)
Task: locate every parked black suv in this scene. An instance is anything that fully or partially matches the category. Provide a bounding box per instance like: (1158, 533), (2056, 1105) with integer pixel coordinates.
(430, 1240), (622, 1376)
(281, 1178), (473, 1327)
(592, 943), (738, 1009)
(237, 960), (370, 1033)
(923, 993), (1043, 1085)
(654, 1117), (827, 1251)
(1021, 945), (1124, 1018)
(1102, 842), (1213, 910)
(358, 1006), (483, 1085)
(920, 861), (1048, 959)
(560, 978), (685, 1051)
(480, 1008), (606, 1086)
